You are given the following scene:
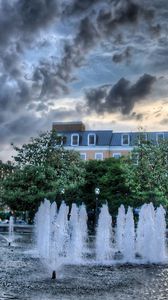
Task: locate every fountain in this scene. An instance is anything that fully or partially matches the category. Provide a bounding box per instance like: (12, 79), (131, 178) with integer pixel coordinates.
(115, 204), (125, 254)
(35, 201), (167, 278)
(123, 207), (135, 262)
(0, 215), (16, 246)
(8, 216), (14, 246)
(136, 203), (167, 263)
(96, 204), (113, 261)
(68, 203), (88, 263)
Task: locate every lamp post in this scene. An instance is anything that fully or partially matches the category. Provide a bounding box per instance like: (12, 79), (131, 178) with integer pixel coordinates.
(95, 187), (100, 225)
(61, 188), (65, 202)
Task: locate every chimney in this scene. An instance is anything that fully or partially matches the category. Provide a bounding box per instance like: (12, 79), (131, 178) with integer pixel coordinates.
(52, 121), (85, 132)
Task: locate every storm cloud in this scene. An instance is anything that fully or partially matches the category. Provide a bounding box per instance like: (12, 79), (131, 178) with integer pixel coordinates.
(85, 74), (156, 114)
(33, 0), (156, 99)
(0, 0), (168, 161)
(0, 0), (164, 101)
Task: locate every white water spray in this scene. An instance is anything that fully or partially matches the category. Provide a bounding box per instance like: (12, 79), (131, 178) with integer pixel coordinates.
(96, 204), (113, 261)
(35, 201), (167, 274)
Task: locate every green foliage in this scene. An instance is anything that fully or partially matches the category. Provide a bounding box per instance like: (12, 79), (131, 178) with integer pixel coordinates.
(2, 128), (168, 217)
(0, 160), (14, 180)
(99, 158), (130, 215)
(78, 158), (129, 215)
(2, 165), (58, 211)
(1, 131), (85, 212)
(124, 139), (168, 208)
(0, 160), (15, 207)
(12, 130), (58, 166)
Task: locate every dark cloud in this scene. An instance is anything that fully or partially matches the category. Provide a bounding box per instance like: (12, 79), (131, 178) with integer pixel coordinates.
(0, 0), (161, 101)
(6, 115), (40, 137)
(96, 1), (141, 36)
(0, 75), (31, 115)
(112, 47), (132, 63)
(33, 0), (156, 99)
(0, 0), (168, 161)
(0, 0), (61, 129)
(33, 16), (100, 98)
(17, 0), (59, 32)
(34, 59), (69, 99)
(131, 112), (143, 121)
(0, 113), (46, 148)
(155, 113), (161, 118)
(1, 51), (21, 78)
(75, 17), (99, 50)
(44, 0), (158, 101)
(36, 103), (49, 112)
(150, 24), (162, 37)
(122, 112), (144, 121)
(0, 0), (59, 47)
(85, 74), (156, 115)
(63, 0), (101, 16)
(0, 1), (164, 84)
(0, 105), (81, 146)
(160, 118), (168, 125)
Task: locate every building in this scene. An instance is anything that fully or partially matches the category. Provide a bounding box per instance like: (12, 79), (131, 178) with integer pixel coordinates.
(52, 121), (168, 161)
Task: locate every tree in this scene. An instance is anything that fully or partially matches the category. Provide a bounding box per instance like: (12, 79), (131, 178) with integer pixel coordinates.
(0, 160), (14, 208)
(78, 158), (129, 216)
(99, 158), (130, 215)
(1, 131), (85, 213)
(2, 165), (58, 211)
(0, 160), (14, 180)
(11, 130), (59, 166)
(124, 139), (168, 208)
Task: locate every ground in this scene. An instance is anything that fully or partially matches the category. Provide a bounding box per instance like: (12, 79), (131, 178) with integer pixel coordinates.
(0, 234), (168, 300)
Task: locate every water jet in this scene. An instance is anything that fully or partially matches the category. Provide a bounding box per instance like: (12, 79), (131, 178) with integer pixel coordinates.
(35, 201), (167, 276)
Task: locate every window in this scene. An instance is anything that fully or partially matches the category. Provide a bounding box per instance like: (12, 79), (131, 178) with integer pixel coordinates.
(88, 133), (96, 146)
(71, 134), (79, 146)
(113, 153), (121, 159)
(122, 134), (130, 146)
(80, 153), (86, 161)
(95, 153), (103, 160)
(156, 133), (164, 144)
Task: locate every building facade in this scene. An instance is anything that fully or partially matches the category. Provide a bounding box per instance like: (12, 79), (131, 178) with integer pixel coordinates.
(52, 121), (168, 161)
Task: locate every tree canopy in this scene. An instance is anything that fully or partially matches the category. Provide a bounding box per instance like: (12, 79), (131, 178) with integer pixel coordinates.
(1, 130), (168, 220)
(1, 131), (85, 212)
(124, 139), (168, 208)
(77, 158), (129, 216)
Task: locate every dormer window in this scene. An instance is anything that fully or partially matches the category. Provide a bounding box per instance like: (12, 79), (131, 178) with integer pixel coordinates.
(88, 133), (96, 146)
(71, 134), (79, 146)
(121, 134), (130, 146)
(156, 133), (164, 144)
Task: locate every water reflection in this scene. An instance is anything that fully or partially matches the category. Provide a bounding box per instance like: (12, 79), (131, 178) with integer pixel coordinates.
(0, 234), (168, 300)
(0, 292), (21, 299)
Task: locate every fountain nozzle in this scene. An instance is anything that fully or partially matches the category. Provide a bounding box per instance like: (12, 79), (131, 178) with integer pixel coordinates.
(51, 270), (56, 279)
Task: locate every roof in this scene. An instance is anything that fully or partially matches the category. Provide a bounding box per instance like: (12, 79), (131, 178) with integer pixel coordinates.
(111, 131), (168, 146)
(55, 129), (168, 147)
(57, 130), (112, 146)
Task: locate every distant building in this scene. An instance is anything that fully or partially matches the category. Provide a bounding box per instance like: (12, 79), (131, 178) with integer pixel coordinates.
(52, 121), (168, 161)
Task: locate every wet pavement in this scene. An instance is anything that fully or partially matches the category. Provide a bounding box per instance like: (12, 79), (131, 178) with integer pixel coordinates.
(0, 234), (168, 300)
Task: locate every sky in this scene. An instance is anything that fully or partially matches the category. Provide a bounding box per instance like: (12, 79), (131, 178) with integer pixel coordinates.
(1, 0), (168, 161)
